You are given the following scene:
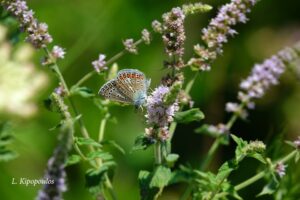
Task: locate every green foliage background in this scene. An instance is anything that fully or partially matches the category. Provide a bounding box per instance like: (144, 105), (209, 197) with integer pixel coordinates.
(1, 0), (300, 199)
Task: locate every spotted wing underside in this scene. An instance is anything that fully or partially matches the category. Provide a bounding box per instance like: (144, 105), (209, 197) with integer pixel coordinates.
(116, 69), (147, 99)
(99, 79), (132, 103)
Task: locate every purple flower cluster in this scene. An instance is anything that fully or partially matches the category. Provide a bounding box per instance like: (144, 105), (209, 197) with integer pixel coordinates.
(275, 162), (286, 178)
(141, 29), (151, 45)
(92, 54), (108, 73)
(226, 53), (289, 117)
(207, 123), (229, 135)
(162, 7), (186, 58)
(190, 0), (257, 71)
(145, 85), (179, 141)
(54, 83), (66, 97)
(225, 43), (300, 118)
(51, 45), (66, 59)
(2, 0), (53, 48)
(146, 85), (179, 127)
(123, 38), (138, 54)
(152, 20), (162, 33)
(37, 124), (72, 200)
(239, 56), (285, 100)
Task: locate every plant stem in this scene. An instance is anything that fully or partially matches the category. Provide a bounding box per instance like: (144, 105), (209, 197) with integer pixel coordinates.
(234, 151), (297, 191)
(235, 171), (265, 191)
(200, 139), (220, 170)
(44, 48), (117, 199)
(74, 71), (96, 88)
(99, 114), (109, 142)
(155, 141), (162, 165)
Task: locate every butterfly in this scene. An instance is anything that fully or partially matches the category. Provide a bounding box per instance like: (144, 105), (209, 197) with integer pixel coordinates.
(99, 69), (151, 108)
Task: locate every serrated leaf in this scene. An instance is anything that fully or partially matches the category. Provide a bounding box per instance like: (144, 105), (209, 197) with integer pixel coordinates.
(0, 149), (18, 162)
(85, 167), (108, 191)
(102, 160), (116, 168)
(101, 140), (125, 154)
(65, 154), (81, 166)
(75, 137), (102, 147)
(231, 134), (248, 148)
(231, 134), (248, 161)
(174, 108), (204, 124)
(257, 178), (279, 197)
(150, 166), (172, 189)
(0, 122), (17, 162)
(216, 161), (237, 182)
(71, 86), (95, 98)
(86, 151), (113, 161)
(249, 153), (266, 164)
(132, 135), (155, 151)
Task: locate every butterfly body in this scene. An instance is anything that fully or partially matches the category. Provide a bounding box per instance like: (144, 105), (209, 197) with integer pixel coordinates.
(99, 69), (150, 108)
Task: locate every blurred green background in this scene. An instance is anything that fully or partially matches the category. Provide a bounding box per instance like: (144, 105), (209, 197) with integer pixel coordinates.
(1, 0), (300, 199)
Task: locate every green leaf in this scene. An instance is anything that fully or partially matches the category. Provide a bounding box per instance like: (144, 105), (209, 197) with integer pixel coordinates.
(0, 122), (18, 162)
(71, 86), (95, 98)
(75, 137), (102, 148)
(231, 134), (248, 161)
(138, 170), (158, 200)
(101, 140), (125, 154)
(102, 160), (117, 168)
(216, 161), (237, 182)
(165, 154), (179, 167)
(150, 166), (172, 189)
(257, 178), (279, 197)
(86, 151), (113, 161)
(65, 154), (81, 166)
(231, 134), (248, 148)
(132, 135), (155, 151)
(249, 153), (266, 164)
(285, 140), (297, 148)
(0, 149), (18, 162)
(85, 167), (108, 197)
(174, 108), (204, 124)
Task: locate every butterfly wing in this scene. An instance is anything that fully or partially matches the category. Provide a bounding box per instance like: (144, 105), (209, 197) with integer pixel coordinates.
(116, 69), (148, 100)
(99, 79), (132, 103)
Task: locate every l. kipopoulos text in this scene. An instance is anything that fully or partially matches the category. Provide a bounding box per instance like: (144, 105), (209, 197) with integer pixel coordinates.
(12, 178), (54, 186)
